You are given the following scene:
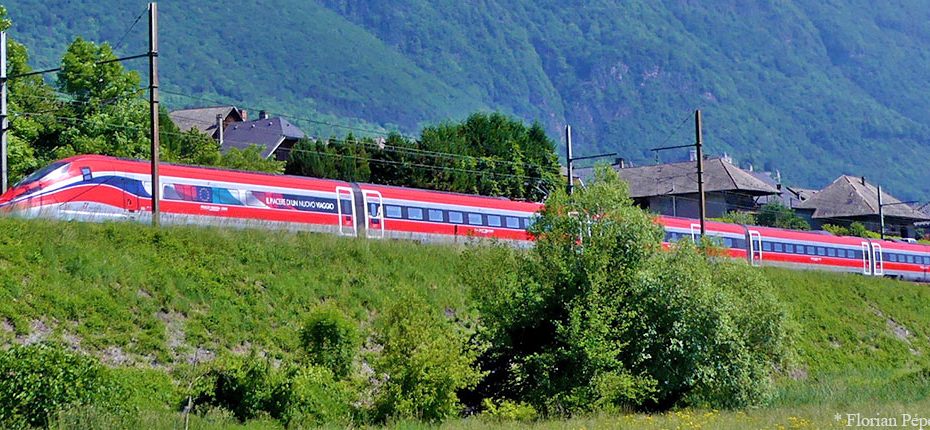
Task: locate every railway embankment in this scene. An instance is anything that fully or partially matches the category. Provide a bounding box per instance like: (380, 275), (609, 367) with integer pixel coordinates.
(2, 217), (930, 426)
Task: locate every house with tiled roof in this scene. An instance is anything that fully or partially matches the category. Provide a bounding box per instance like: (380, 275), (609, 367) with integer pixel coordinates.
(577, 157), (779, 218)
(222, 112), (306, 161)
(168, 106), (246, 139)
(794, 175), (930, 238)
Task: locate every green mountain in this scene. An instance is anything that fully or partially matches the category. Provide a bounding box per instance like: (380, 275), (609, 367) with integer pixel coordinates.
(5, 1), (930, 199)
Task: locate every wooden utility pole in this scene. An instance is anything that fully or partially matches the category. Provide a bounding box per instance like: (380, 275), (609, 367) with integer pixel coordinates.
(148, 2), (160, 226)
(878, 185), (885, 240)
(1, 32), (7, 194)
(695, 109), (705, 236)
(565, 125), (573, 195)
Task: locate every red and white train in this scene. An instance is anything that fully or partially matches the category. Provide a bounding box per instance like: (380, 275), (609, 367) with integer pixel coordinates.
(2, 155), (929, 281)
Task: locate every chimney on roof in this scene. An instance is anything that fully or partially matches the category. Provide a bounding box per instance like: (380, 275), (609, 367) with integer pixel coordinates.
(216, 114), (224, 146)
(689, 149), (697, 162)
(240, 109), (248, 121)
(722, 152), (732, 164)
(747, 163), (754, 172)
(259, 110), (269, 120)
(616, 157), (625, 169)
(861, 176), (866, 185)
(776, 169), (782, 184)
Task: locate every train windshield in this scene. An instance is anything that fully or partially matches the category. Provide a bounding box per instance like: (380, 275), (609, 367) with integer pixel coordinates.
(14, 162), (69, 188)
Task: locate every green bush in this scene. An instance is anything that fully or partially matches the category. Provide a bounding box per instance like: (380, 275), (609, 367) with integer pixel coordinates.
(480, 398), (538, 422)
(299, 303), (361, 379)
(716, 210), (757, 225)
(756, 203), (810, 230)
(372, 291), (482, 423)
(0, 344), (122, 429)
(202, 355), (357, 427)
(206, 355), (287, 422)
(280, 365), (355, 428)
(466, 166), (791, 414)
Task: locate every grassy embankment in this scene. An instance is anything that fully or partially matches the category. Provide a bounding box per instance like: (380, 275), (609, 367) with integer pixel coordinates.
(3, 217), (930, 429)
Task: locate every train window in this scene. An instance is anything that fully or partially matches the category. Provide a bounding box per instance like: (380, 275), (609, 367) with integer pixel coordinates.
(806, 246), (816, 255)
(81, 167), (92, 181)
(488, 215), (502, 227)
(449, 211), (464, 224)
(522, 218), (534, 229)
(907, 255), (915, 263)
(506, 217), (520, 229)
(888, 254), (897, 262)
(385, 205), (403, 218)
(724, 238), (733, 247)
(428, 209), (444, 222)
(828, 248), (836, 257)
(785, 244), (794, 253)
(817, 247), (826, 256)
(774, 243), (784, 252)
(467, 213), (483, 225)
(762, 241), (772, 251)
(408, 207), (423, 220)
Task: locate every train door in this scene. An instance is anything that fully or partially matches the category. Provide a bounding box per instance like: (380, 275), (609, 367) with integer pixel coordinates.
(748, 230), (763, 266)
(335, 186), (357, 237)
(872, 243), (884, 276)
(123, 178), (140, 213)
(363, 190), (384, 239)
(861, 242), (872, 275)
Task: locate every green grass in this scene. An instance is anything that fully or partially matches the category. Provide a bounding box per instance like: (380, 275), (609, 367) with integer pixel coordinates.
(0, 217), (473, 366)
(5, 217), (930, 428)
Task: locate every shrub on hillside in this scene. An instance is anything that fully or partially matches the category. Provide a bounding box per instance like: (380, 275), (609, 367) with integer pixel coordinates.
(205, 355), (287, 422)
(0, 343), (122, 429)
(279, 365), (355, 427)
(372, 291), (482, 423)
(299, 303), (361, 379)
(201, 354), (357, 427)
(464, 166), (791, 415)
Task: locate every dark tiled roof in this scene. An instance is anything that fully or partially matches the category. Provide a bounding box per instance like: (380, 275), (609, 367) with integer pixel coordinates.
(609, 158), (779, 198)
(169, 106), (242, 135)
(795, 175), (930, 221)
(222, 117), (305, 158)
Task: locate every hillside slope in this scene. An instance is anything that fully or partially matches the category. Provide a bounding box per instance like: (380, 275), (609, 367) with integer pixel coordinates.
(6, 1), (930, 199)
(0, 217), (928, 381)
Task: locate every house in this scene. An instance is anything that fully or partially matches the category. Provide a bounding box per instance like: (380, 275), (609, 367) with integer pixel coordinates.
(222, 111), (306, 161)
(168, 106), (247, 139)
(794, 175), (930, 238)
(577, 157), (779, 218)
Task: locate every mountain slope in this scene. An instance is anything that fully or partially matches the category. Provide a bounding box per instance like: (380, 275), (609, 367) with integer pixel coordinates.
(5, 1), (930, 198)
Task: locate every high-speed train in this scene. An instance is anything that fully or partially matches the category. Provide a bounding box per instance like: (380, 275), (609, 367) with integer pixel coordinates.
(2, 155), (930, 281)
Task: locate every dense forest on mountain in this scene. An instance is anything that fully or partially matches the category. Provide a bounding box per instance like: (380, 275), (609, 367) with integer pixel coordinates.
(5, 1), (930, 199)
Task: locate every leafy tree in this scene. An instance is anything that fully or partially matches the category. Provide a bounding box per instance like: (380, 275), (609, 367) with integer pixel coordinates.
(299, 303), (361, 380)
(756, 202), (810, 230)
(372, 290), (482, 423)
(464, 166), (791, 414)
(716, 210), (757, 225)
(219, 145), (284, 174)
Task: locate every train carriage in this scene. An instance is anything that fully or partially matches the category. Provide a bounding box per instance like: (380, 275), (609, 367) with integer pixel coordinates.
(5, 155), (930, 282)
